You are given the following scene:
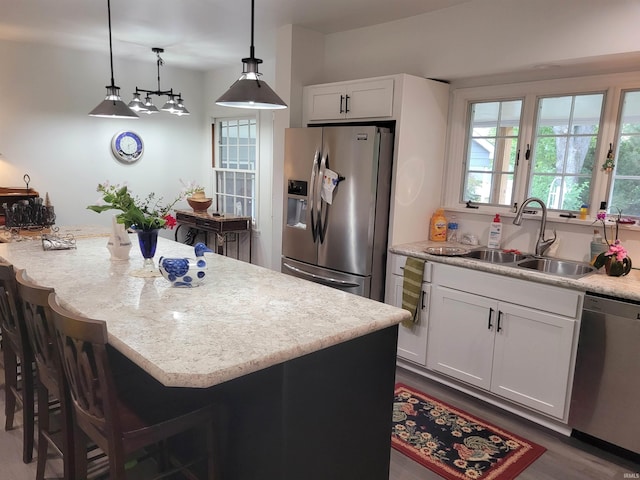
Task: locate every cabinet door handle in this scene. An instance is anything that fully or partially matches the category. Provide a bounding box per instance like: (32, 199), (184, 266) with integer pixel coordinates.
(339, 95), (345, 113)
(345, 94), (350, 113)
(487, 307), (494, 329)
(497, 310), (503, 332)
(421, 290), (426, 310)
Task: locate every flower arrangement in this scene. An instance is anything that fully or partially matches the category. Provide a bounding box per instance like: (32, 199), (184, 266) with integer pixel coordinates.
(87, 180), (202, 230)
(592, 208), (632, 276)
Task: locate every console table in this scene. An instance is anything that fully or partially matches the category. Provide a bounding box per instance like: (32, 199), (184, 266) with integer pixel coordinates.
(174, 209), (251, 262)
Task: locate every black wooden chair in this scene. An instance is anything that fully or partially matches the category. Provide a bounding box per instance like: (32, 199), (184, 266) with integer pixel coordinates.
(0, 261), (35, 464)
(48, 291), (220, 479)
(15, 269), (80, 480)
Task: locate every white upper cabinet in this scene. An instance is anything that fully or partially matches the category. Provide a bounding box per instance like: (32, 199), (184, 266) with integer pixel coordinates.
(304, 78), (394, 121)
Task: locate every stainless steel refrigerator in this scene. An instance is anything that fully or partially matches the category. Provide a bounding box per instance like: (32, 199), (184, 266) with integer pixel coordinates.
(282, 125), (393, 301)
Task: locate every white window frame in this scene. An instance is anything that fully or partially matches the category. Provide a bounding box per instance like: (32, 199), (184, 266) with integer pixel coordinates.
(443, 72), (640, 222)
(213, 116), (259, 225)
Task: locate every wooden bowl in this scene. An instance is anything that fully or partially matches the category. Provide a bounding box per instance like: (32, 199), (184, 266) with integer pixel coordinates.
(187, 197), (213, 212)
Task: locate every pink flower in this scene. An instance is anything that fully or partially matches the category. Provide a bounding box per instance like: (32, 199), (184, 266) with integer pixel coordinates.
(604, 239), (628, 262)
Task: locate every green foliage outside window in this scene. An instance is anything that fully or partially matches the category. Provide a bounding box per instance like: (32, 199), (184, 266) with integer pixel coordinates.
(610, 124), (640, 216)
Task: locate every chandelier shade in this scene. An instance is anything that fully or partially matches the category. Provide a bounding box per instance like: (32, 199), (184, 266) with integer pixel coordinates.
(141, 95), (160, 114)
(89, 0), (138, 119)
(215, 0), (287, 110)
(127, 92), (147, 112)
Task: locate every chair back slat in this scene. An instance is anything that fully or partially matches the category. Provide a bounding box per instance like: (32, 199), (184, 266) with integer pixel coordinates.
(15, 270), (59, 393)
(48, 292), (119, 453)
(0, 262), (29, 356)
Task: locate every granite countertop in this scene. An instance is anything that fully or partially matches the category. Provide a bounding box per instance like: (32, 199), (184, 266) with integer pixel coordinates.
(391, 240), (640, 302)
(0, 224), (110, 243)
(0, 235), (409, 388)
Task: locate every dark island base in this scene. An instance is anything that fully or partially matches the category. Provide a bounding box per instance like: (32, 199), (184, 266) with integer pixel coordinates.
(109, 325), (399, 479)
(214, 325), (399, 480)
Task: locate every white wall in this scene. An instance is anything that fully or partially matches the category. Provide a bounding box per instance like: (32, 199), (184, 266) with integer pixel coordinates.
(320, 0), (640, 83)
(0, 39), (208, 239)
(447, 210), (640, 265)
(203, 64), (277, 268)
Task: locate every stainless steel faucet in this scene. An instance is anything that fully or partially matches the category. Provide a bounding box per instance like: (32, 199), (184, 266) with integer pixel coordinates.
(513, 197), (557, 256)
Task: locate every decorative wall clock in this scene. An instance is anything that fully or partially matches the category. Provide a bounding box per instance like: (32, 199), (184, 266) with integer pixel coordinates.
(111, 131), (144, 163)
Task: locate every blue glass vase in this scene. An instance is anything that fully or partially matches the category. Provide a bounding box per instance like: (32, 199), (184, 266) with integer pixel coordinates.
(136, 228), (160, 271)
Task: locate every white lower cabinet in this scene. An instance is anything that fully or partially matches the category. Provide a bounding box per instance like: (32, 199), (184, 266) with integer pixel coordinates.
(386, 255), (431, 366)
(425, 263), (581, 420)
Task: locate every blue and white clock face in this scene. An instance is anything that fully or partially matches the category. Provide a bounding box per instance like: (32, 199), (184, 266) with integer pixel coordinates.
(111, 131), (144, 163)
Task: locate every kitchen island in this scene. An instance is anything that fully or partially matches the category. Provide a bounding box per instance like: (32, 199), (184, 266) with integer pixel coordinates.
(0, 234), (409, 479)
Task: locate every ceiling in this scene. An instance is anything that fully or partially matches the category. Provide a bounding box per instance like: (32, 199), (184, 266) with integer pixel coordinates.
(0, 0), (473, 71)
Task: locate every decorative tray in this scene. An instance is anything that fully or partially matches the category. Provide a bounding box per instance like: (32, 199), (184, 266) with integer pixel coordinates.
(423, 246), (470, 256)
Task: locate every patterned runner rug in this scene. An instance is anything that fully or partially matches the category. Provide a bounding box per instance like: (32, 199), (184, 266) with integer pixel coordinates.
(392, 383), (546, 479)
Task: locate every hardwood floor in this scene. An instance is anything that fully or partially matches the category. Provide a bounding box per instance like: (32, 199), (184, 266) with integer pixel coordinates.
(0, 365), (638, 479)
(392, 368), (640, 480)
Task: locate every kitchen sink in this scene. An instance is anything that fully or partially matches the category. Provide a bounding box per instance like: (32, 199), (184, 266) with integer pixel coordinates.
(464, 248), (530, 264)
(516, 257), (596, 278)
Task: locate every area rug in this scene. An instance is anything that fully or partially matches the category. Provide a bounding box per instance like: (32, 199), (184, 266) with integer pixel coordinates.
(392, 383), (546, 479)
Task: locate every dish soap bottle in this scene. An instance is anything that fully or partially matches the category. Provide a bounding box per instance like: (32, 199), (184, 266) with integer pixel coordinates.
(487, 214), (502, 249)
(430, 209), (448, 242)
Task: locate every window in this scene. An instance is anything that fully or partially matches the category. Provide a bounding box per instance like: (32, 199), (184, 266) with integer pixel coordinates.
(446, 73), (640, 219)
(214, 117), (257, 220)
(529, 93), (604, 210)
(610, 89), (640, 216)
(463, 100), (523, 205)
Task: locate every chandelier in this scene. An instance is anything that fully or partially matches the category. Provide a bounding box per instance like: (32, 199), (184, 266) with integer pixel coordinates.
(129, 47), (190, 116)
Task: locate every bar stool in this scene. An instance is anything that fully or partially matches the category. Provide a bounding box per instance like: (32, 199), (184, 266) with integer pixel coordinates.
(15, 269), (77, 480)
(0, 261), (35, 464)
(48, 292), (220, 479)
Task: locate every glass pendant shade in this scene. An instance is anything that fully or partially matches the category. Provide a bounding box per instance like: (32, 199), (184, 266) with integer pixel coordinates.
(89, 85), (139, 118)
(161, 95), (180, 114)
(175, 97), (190, 116)
(142, 95), (159, 114)
(216, 69), (287, 109)
(128, 92), (148, 112)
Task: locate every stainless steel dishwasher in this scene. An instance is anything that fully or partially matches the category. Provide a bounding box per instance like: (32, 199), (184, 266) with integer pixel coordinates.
(569, 292), (640, 455)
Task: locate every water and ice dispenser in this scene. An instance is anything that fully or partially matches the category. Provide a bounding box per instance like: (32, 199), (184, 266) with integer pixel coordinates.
(286, 180), (308, 228)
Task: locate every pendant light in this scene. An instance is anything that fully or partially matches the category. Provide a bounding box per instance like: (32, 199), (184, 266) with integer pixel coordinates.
(215, 0), (287, 110)
(89, 0), (138, 118)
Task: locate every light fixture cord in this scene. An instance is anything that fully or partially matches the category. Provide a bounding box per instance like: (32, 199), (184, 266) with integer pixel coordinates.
(249, 0), (255, 58)
(156, 50), (164, 91)
(107, 0), (115, 87)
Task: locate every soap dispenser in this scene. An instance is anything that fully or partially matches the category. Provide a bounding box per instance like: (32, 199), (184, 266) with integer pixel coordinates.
(590, 229), (608, 262)
(488, 214), (502, 249)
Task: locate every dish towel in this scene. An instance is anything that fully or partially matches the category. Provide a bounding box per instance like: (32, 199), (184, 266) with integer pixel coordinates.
(401, 257), (425, 328)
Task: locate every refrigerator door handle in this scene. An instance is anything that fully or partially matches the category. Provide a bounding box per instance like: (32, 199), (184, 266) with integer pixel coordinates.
(317, 150), (330, 243)
(282, 262), (361, 288)
(309, 149), (321, 242)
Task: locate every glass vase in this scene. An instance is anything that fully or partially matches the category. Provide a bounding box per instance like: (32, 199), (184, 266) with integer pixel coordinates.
(132, 228), (161, 277)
